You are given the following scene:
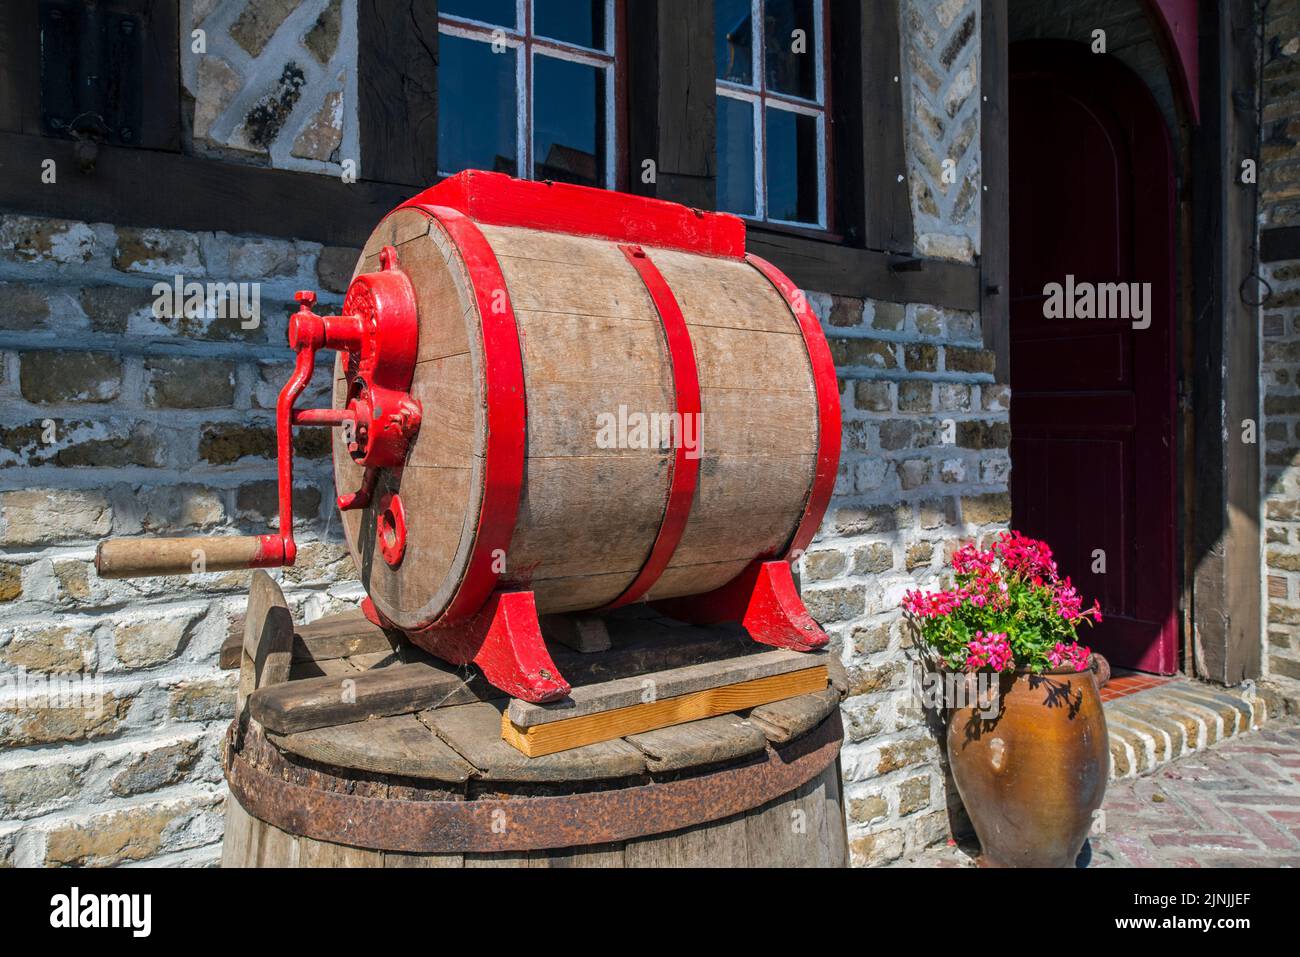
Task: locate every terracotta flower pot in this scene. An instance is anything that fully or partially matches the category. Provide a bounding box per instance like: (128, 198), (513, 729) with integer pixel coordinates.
(945, 665), (1109, 867)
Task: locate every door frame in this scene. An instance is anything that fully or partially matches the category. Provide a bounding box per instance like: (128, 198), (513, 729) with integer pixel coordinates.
(980, 0), (1263, 684)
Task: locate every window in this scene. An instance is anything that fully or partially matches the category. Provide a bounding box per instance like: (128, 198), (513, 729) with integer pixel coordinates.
(437, 1), (618, 189)
(715, 0), (828, 228)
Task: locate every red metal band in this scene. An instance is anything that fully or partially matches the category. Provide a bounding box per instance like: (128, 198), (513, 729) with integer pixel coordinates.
(403, 202), (528, 627)
(410, 170), (747, 259)
(744, 253), (842, 560)
(606, 244), (702, 608)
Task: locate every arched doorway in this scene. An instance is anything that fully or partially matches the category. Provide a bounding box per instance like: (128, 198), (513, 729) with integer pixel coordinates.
(1008, 40), (1178, 673)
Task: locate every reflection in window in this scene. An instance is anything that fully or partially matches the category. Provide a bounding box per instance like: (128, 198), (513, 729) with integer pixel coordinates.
(715, 0), (828, 227)
(438, 1), (615, 188)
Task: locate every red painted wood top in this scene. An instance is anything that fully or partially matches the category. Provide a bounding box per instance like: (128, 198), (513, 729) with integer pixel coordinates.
(409, 171), (748, 259)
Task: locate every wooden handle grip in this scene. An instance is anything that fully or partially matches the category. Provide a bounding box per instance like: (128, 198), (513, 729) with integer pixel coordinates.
(96, 536), (269, 579)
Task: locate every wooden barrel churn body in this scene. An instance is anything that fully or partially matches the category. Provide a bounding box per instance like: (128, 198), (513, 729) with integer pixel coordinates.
(333, 172), (840, 632)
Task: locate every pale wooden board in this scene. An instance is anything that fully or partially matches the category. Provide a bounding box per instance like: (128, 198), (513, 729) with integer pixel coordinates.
(624, 713), (770, 773)
(509, 648), (828, 727)
(269, 713), (475, 783)
(422, 701), (647, 783)
(747, 687), (842, 745)
(502, 667), (829, 757)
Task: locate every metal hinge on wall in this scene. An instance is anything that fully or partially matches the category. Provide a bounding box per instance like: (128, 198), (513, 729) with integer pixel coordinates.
(39, 0), (144, 165)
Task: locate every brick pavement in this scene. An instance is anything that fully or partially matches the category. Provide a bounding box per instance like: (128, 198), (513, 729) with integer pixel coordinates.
(896, 718), (1300, 867)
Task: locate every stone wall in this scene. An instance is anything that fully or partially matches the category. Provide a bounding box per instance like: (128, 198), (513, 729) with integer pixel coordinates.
(1261, 0), (1300, 686)
(791, 0), (1007, 867)
(0, 215), (361, 866)
(183, 0), (359, 174)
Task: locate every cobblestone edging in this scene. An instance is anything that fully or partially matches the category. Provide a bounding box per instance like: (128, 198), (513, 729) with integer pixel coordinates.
(1105, 680), (1269, 781)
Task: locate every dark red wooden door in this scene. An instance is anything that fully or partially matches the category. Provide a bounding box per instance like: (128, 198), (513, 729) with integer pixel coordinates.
(1008, 41), (1178, 674)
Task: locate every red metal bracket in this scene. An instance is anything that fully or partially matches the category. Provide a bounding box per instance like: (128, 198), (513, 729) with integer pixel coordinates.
(653, 561), (829, 652)
(406, 591), (571, 703)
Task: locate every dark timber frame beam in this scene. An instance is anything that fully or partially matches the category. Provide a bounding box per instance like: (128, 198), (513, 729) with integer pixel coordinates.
(980, 0), (1010, 382)
(1190, 0), (1261, 684)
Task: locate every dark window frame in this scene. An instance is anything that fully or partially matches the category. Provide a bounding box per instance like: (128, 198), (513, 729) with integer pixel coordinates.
(434, 1), (627, 191)
(715, 0), (836, 231)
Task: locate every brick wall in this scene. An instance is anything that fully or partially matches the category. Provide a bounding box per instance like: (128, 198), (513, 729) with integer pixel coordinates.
(1261, 1), (1300, 686)
(0, 216), (361, 866)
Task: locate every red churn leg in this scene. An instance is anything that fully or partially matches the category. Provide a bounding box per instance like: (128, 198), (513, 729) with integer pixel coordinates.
(405, 591), (570, 703)
(653, 561), (828, 653)
(740, 561), (829, 652)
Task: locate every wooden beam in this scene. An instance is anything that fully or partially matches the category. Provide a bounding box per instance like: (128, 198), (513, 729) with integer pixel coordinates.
(501, 666), (829, 757)
(357, 0), (439, 187)
(0, 2), (39, 135)
(980, 0), (1011, 382)
(1190, 0), (1261, 684)
(833, 0), (913, 253)
(626, 0), (715, 209)
(746, 227), (982, 309)
(0, 130), (413, 247)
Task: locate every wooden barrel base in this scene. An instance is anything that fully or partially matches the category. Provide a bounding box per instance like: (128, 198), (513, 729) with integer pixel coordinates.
(222, 712), (847, 868)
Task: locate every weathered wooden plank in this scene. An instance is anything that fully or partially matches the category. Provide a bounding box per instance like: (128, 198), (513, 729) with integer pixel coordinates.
(357, 0), (439, 186)
(625, 0), (716, 209)
(624, 714), (770, 773)
(383, 851), (464, 868)
(509, 649), (828, 727)
(747, 687), (842, 745)
(295, 836), (382, 868)
(423, 702), (647, 783)
(249, 661), (495, 735)
(292, 610), (394, 661)
(742, 769), (830, 867)
(541, 614), (612, 653)
(236, 571), (294, 737)
(288, 657), (361, 681)
(269, 714), (476, 784)
(623, 812), (750, 867)
(502, 668), (829, 757)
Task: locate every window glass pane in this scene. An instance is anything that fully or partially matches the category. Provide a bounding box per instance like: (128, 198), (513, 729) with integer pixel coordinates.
(717, 96), (756, 216)
(764, 0), (817, 99)
(440, 0), (517, 28)
(765, 106), (819, 223)
(533, 0), (605, 49)
(438, 34), (518, 176)
(715, 0), (753, 84)
(533, 55), (605, 187)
